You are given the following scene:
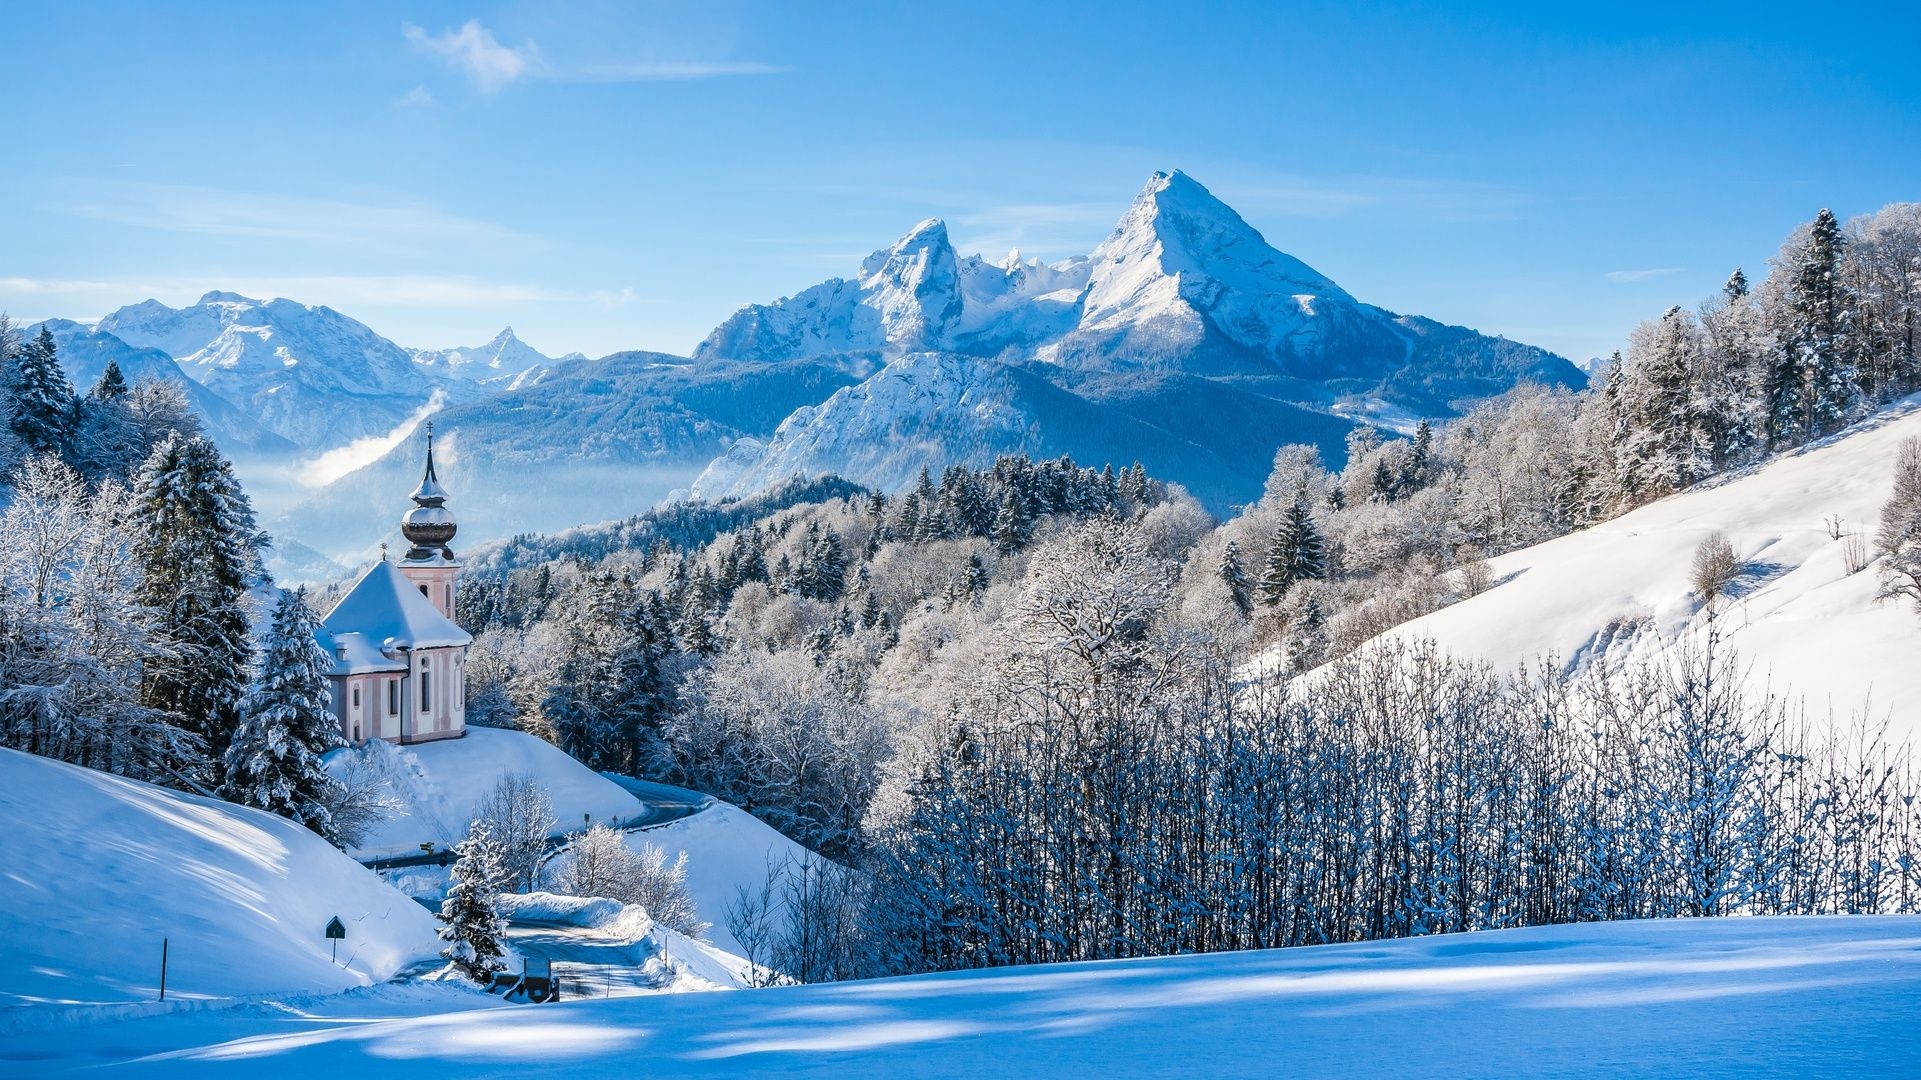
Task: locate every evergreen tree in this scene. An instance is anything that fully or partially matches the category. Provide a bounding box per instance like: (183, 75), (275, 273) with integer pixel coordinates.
(438, 819), (510, 982)
(1725, 267), (1749, 302)
(221, 589), (344, 843)
(1403, 421), (1433, 494)
(1258, 500), (1327, 606)
(130, 433), (260, 772)
(90, 359), (128, 402)
(1773, 208), (1861, 445)
(1217, 539), (1252, 616)
(992, 486), (1031, 555)
(6, 326), (76, 458)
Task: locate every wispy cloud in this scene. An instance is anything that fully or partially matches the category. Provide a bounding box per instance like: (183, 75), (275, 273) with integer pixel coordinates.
(52, 181), (525, 255)
(1604, 267), (1684, 283)
(395, 84), (436, 109)
(402, 19), (784, 92)
(403, 20), (530, 92)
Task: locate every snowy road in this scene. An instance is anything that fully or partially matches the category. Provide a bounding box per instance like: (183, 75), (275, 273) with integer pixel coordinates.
(503, 920), (669, 1000)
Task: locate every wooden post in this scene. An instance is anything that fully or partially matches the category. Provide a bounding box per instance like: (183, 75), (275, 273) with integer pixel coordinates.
(159, 938), (168, 1002)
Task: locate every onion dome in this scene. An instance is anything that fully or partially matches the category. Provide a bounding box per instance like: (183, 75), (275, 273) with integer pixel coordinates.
(401, 421), (457, 560)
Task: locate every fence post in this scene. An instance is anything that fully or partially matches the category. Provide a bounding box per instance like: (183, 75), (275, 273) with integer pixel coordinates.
(159, 938), (168, 1002)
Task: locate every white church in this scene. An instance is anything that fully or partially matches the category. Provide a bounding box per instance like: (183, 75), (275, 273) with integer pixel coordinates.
(315, 425), (472, 745)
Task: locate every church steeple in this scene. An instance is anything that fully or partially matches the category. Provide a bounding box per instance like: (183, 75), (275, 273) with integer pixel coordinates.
(400, 421), (458, 562)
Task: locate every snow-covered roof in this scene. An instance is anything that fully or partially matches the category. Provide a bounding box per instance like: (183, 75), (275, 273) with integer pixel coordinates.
(314, 629), (407, 675)
(319, 560), (472, 654)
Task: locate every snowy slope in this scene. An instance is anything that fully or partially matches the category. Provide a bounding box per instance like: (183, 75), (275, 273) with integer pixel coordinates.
(0, 749), (439, 1011)
(330, 728), (644, 860)
(629, 801), (821, 958)
(1346, 394), (1921, 740)
(97, 292), (464, 451)
(49, 916), (1921, 1077)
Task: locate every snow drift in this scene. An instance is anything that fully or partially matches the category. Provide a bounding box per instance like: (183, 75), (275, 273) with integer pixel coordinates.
(0, 749), (440, 1011)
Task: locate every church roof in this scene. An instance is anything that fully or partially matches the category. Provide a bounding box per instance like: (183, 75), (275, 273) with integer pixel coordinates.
(314, 629), (407, 676)
(318, 560), (472, 655)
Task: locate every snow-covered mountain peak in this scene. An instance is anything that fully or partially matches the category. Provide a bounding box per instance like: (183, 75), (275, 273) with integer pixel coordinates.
(197, 289), (261, 307)
(853, 217), (962, 350)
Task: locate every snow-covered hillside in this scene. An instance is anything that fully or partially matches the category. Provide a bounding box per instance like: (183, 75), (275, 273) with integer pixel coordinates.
(97, 292), (466, 450)
(1344, 394), (1921, 740)
(336, 728), (819, 952)
(331, 727), (644, 860)
(33, 916), (1921, 1077)
(0, 749), (439, 1011)
(633, 801), (819, 958)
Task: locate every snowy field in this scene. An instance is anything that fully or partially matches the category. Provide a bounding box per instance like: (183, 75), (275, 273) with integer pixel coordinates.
(0, 748), (439, 1013)
(1318, 394), (1921, 740)
(11, 916), (1917, 1077)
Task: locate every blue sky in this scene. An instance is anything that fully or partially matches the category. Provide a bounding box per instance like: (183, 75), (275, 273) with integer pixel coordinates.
(4, 1), (1917, 362)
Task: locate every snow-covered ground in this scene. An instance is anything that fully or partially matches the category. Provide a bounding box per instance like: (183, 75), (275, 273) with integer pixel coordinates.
(0, 749), (440, 1015)
(630, 801), (820, 958)
(331, 727), (645, 860)
(1308, 394), (1921, 740)
(17, 916), (1918, 1077)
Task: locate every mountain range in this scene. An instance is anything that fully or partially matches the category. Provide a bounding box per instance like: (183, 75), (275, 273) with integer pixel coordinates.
(685, 170), (1580, 503)
(31, 171), (1581, 566)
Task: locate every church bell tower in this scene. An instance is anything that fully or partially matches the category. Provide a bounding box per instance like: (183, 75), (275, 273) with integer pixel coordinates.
(397, 421), (460, 620)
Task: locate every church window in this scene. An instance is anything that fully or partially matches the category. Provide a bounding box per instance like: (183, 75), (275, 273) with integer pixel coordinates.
(420, 657), (432, 712)
(388, 678), (399, 715)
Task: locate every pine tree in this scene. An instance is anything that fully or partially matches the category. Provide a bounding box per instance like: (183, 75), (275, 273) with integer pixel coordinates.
(1403, 421), (1433, 494)
(438, 819), (510, 982)
(222, 589), (344, 843)
(91, 359), (128, 402)
(1773, 208), (1861, 445)
(1217, 540), (1252, 616)
(6, 326), (76, 458)
(992, 486), (1031, 555)
(1258, 500), (1327, 606)
(131, 433), (260, 773)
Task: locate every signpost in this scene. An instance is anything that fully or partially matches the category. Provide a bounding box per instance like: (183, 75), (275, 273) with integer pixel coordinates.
(325, 916), (346, 962)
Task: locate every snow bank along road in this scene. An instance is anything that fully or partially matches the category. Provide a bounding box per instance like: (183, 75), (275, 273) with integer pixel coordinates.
(39, 915), (1921, 1078)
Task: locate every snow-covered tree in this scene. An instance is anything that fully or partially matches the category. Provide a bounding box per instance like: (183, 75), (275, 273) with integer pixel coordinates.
(130, 433), (260, 772)
(4, 326), (75, 459)
(1258, 499), (1326, 606)
(472, 771), (557, 893)
(1767, 208), (1861, 446)
(221, 589), (344, 843)
(1874, 435), (1921, 612)
(1216, 539), (1252, 616)
(439, 819), (510, 982)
